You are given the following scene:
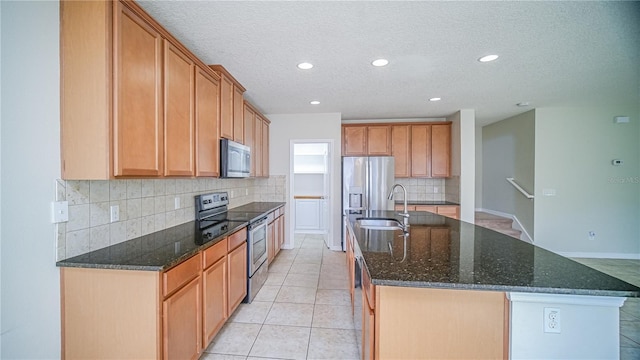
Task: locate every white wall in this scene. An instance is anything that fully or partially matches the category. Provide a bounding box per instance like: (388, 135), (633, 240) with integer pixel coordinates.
(475, 126), (483, 209)
(1, 1), (61, 357)
(449, 110), (476, 223)
(534, 107), (640, 258)
(267, 113), (342, 249)
(482, 110), (535, 238)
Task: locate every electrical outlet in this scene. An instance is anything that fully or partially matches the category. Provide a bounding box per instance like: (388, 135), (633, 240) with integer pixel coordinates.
(51, 201), (69, 223)
(174, 196), (181, 210)
(588, 231), (596, 240)
(245, 189), (249, 196)
(110, 205), (119, 223)
(544, 307), (561, 333)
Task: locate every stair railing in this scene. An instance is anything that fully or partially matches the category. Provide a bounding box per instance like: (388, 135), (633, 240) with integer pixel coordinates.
(506, 178), (534, 199)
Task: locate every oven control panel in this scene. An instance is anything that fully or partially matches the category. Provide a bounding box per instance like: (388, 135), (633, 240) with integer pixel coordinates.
(196, 192), (229, 212)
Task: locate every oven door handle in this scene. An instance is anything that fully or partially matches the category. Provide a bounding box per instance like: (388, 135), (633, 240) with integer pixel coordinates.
(249, 216), (268, 230)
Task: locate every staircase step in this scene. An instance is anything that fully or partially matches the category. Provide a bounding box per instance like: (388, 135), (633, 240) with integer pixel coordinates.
(474, 211), (522, 240)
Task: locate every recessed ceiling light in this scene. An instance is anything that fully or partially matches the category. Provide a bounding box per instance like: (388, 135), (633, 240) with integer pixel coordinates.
(371, 59), (389, 67)
(516, 102), (530, 107)
(310, 100), (320, 105)
(429, 97), (441, 102)
(297, 62), (313, 70)
(478, 54), (499, 62)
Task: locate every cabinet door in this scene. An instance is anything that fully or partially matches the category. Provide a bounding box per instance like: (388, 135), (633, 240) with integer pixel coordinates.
(227, 242), (247, 315)
(363, 294), (375, 360)
(254, 115), (263, 177)
(219, 74), (234, 140)
(195, 67), (220, 177)
(295, 199), (321, 230)
(233, 86), (244, 143)
(262, 118), (269, 177)
(113, 2), (163, 176)
(410, 125), (431, 177)
(203, 256), (227, 346)
(163, 276), (202, 360)
(367, 125), (392, 155)
(343, 126), (367, 156)
(431, 124), (451, 178)
(391, 125), (411, 177)
(243, 104), (255, 176)
(278, 214), (285, 249)
(267, 221), (275, 264)
(164, 41), (194, 176)
(274, 216), (281, 256)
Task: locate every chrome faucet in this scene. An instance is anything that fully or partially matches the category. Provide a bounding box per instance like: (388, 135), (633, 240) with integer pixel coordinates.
(388, 184), (409, 228)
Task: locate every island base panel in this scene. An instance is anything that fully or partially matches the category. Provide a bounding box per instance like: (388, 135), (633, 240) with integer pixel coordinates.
(376, 286), (507, 359)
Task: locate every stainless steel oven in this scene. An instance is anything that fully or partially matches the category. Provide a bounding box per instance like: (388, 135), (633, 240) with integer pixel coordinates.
(245, 216), (269, 303)
(248, 216), (268, 275)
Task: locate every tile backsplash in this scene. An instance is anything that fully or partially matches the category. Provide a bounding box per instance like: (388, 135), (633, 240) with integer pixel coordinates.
(393, 178), (447, 202)
(55, 176), (286, 260)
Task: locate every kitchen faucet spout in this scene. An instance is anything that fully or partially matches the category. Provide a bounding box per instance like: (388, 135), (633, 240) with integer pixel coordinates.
(388, 184), (410, 228)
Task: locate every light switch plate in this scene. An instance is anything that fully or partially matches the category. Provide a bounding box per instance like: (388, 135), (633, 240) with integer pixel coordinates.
(51, 201), (69, 223)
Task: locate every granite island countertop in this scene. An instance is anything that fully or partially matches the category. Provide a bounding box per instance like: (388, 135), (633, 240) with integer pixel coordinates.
(348, 211), (640, 297)
(56, 202), (285, 271)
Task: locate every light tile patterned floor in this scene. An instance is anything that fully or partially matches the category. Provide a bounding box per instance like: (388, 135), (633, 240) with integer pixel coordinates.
(573, 258), (640, 360)
(198, 238), (640, 360)
(200, 234), (359, 360)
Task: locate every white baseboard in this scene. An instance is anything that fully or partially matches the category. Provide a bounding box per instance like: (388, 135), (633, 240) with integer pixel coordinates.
(556, 251), (640, 260)
(475, 207), (534, 244)
(328, 245), (344, 251)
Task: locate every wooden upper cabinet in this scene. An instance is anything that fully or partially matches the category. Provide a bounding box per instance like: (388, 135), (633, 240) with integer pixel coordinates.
(410, 124), (431, 177)
(391, 125), (410, 177)
(431, 124), (451, 178)
(209, 65), (246, 144)
(254, 113), (263, 177)
(261, 116), (270, 177)
(233, 86), (245, 143)
(343, 126), (367, 156)
(195, 66), (220, 177)
(217, 74), (234, 140)
(367, 125), (392, 155)
(163, 40), (195, 177)
(61, 0), (225, 179)
(243, 103), (255, 176)
(113, 2), (163, 177)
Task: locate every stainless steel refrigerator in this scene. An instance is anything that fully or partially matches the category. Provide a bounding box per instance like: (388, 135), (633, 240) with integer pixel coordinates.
(342, 156), (395, 250)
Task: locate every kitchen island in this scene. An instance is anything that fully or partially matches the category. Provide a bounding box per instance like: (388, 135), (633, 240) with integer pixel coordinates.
(346, 211), (639, 359)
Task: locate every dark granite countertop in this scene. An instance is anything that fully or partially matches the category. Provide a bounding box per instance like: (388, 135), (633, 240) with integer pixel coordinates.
(57, 202), (285, 271)
(348, 211), (640, 297)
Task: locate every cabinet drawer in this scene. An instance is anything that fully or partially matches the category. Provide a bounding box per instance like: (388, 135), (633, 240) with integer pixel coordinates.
(394, 204), (417, 211)
(163, 254), (201, 297)
(203, 238), (228, 269)
(228, 228), (247, 251)
(362, 266), (375, 311)
(437, 206), (459, 218)
(415, 205), (437, 213)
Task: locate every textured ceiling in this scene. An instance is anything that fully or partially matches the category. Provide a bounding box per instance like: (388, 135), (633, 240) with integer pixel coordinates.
(138, 1), (640, 125)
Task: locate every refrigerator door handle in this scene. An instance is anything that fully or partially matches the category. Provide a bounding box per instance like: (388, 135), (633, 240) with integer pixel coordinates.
(364, 159), (370, 212)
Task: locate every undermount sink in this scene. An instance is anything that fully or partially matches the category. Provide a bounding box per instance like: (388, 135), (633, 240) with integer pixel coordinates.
(356, 218), (407, 231)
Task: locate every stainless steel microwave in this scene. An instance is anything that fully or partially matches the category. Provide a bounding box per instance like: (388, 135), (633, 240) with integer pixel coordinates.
(220, 139), (250, 178)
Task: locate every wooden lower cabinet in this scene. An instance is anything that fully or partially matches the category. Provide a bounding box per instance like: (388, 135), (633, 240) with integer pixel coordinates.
(228, 242), (247, 315)
(202, 239), (228, 345)
(163, 276), (202, 360)
(373, 286), (508, 359)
